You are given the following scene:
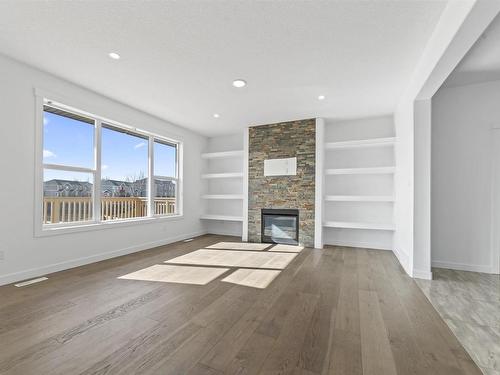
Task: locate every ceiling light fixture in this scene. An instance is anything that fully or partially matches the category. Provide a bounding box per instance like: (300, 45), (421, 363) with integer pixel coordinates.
(213, 113), (220, 118)
(232, 79), (247, 88)
(108, 52), (121, 60)
(318, 95), (326, 101)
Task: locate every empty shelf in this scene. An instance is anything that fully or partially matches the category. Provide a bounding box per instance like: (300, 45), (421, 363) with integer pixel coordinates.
(325, 195), (394, 202)
(323, 221), (395, 231)
(201, 150), (244, 159)
(200, 214), (243, 221)
(325, 167), (395, 175)
(202, 194), (243, 200)
(325, 137), (395, 150)
(201, 172), (243, 179)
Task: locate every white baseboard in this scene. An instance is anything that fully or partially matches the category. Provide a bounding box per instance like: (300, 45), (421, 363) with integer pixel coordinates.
(392, 247), (412, 276)
(324, 239), (393, 251)
(206, 229), (243, 237)
(413, 268), (433, 280)
(432, 260), (497, 274)
(0, 230), (207, 286)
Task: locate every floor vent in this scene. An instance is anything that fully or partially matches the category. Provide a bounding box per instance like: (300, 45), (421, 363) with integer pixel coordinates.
(14, 277), (48, 287)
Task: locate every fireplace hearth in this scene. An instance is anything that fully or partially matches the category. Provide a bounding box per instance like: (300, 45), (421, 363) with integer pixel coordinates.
(261, 209), (299, 245)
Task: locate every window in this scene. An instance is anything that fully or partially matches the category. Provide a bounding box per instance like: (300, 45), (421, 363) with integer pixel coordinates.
(38, 98), (182, 233)
(153, 140), (178, 215)
(42, 105), (95, 224)
(101, 125), (149, 220)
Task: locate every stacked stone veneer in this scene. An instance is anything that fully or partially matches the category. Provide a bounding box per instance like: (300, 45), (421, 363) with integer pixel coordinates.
(248, 119), (315, 247)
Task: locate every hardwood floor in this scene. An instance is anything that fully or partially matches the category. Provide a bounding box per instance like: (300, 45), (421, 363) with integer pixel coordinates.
(0, 234), (481, 375)
(416, 268), (500, 375)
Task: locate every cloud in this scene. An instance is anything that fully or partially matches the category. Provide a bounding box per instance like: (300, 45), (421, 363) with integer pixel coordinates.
(102, 164), (109, 170)
(43, 117), (49, 126)
(43, 149), (56, 158)
(134, 142), (146, 149)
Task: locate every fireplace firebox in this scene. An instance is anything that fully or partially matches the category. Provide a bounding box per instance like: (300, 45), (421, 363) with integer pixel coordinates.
(261, 209), (299, 245)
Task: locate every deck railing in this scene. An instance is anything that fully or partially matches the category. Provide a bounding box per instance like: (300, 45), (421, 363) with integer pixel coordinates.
(43, 197), (175, 224)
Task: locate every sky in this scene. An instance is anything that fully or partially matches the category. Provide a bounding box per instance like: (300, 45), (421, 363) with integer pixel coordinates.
(43, 111), (176, 182)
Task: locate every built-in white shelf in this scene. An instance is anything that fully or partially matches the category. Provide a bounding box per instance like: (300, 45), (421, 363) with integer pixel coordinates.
(325, 195), (394, 202)
(325, 167), (395, 175)
(201, 172), (243, 179)
(200, 214), (243, 222)
(325, 137), (395, 150)
(323, 221), (395, 231)
(202, 194), (243, 200)
(201, 150), (243, 159)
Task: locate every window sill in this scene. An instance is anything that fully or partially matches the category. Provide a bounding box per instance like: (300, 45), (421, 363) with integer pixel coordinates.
(35, 214), (184, 237)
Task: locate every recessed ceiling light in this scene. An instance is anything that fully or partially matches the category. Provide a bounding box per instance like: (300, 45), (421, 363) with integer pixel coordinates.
(213, 113), (220, 118)
(232, 79), (247, 88)
(108, 52), (121, 60)
(318, 95), (326, 101)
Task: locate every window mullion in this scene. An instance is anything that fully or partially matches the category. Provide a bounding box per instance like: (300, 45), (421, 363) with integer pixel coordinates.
(43, 164), (94, 173)
(148, 136), (154, 217)
(94, 120), (102, 223)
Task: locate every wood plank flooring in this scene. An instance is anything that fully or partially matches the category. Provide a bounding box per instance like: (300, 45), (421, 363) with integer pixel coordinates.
(0, 234), (481, 375)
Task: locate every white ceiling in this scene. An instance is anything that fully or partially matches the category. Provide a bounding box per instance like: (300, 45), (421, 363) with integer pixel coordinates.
(0, 1), (446, 136)
(443, 13), (500, 88)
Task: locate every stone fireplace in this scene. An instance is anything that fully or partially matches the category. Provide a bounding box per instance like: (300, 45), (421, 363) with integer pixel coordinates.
(248, 119), (315, 247)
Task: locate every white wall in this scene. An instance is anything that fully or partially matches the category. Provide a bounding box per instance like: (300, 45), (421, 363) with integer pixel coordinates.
(393, 0), (498, 278)
(431, 79), (500, 273)
(0, 54), (207, 285)
(413, 99), (432, 279)
(394, 100), (414, 275)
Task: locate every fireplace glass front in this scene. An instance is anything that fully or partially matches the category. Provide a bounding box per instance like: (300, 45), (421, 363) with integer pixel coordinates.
(261, 209), (299, 245)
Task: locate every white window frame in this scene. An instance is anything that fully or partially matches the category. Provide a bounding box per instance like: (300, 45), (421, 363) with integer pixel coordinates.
(152, 138), (180, 216)
(34, 90), (184, 237)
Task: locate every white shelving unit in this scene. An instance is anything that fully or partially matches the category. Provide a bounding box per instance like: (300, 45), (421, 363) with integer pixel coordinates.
(201, 150), (244, 159)
(200, 134), (247, 236)
(322, 116), (396, 250)
(200, 214), (243, 222)
(201, 172), (243, 179)
(325, 167), (395, 175)
(323, 221), (395, 231)
(325, 137), (395, 150)
(202, 194), (244, 200)
(324, 195), (394, 202)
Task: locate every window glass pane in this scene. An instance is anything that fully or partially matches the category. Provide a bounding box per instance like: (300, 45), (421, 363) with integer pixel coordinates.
(43, 106), (94, 168)
(101, 125), (149, 220)
(154, 140), (177, 177)
(154, 178), (176, 215)
(43, 169), (94, 224)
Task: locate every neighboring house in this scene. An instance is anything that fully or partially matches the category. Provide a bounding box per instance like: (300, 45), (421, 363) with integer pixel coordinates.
(136, 178), (175, 198)
(44, 178), (175, 198)
(154, 179), (175, 197)
(100, 179), (135, 197)
(43, 179), (93, 197)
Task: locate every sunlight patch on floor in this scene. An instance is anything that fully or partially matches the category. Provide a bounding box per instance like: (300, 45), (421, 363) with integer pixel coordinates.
(118, 264), (229, 285)
(206, 242), (271, 251)
(268, 244), (304, 253)
(222, 269), (281, 289)
(165, 249), (297, 269)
